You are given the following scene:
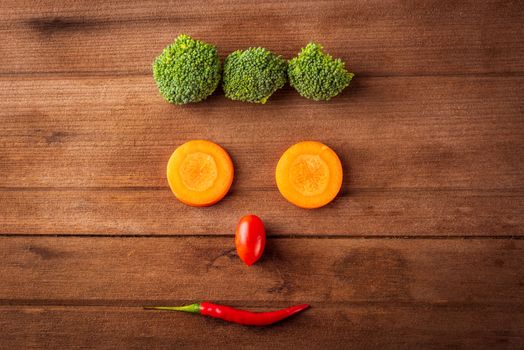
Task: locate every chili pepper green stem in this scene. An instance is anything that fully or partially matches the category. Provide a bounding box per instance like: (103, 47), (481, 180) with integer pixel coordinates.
(144, 303), (201, 314)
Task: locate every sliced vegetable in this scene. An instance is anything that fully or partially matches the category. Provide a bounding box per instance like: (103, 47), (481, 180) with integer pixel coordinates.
(275, 141), (343, 209)
(145, 302), (310, 326)
(166, 140), (234, 206)
(235, 214), (266, 266)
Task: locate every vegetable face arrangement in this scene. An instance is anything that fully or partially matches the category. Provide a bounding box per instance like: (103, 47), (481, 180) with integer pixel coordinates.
(153, 34), (354, 104)
(148, 34), (353, 326)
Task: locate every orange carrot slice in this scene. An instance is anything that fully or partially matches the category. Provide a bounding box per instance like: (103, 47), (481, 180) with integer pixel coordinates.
(275, 141), (343, 209)
(167, 140), (234, 207)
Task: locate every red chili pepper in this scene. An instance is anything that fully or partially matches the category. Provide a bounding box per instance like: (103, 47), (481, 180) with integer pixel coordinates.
(145, 302), (309, 326)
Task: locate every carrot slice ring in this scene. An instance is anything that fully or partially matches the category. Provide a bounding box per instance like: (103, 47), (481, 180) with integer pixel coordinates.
(275, 141), (343, 209)
(167, 140), (234, 206)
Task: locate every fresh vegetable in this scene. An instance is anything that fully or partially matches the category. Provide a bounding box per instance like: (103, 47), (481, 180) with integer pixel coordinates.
(235, 215), (266, 266)
(288, 43), (354, 101)
(166, 140), (234, 206)
(223, 47), (287, 104)
(145, 302), (309, 326)
(275, 141), (343, 209)
(153, 34), (221, 104)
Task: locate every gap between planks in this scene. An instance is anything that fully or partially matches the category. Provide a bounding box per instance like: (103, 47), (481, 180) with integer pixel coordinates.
(0, 233), (523, 239)
(2, 301), (524, 309)
(1, 186), (523, 192)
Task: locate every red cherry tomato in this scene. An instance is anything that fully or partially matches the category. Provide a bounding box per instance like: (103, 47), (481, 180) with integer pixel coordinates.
(235, 215), (266, 266)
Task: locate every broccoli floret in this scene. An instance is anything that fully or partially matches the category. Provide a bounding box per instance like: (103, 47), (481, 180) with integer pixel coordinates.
(288, 43), (354, 101)
(153, 34), (221, 104)
(223, 47), (287, 104)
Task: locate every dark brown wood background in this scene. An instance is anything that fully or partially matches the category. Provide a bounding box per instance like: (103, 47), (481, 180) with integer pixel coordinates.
(1, 0), (523, 349)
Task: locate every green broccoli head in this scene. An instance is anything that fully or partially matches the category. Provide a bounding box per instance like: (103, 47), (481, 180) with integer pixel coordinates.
(223, 47), (287, 104)
(288, 43), (354, 101)
(153, 34), (221, 104)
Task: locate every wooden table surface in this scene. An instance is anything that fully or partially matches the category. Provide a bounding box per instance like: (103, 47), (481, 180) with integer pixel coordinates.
(1, 0), (523, 349)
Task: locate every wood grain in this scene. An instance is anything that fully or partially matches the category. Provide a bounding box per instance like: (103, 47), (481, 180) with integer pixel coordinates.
(1, 75), (522, 235)
(1, 0), (523, 348)
(1, 305), (522, 350)
(0, 0), (523, 76)
(1, 237), (522, 349)
(0, 237), (522, 304)
(1, 76), (523, 190)
(1, 188), (522, 235)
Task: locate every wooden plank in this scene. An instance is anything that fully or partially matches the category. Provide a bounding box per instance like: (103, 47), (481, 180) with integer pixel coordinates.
(1, 237), (522, 303)
(0, 1), (521, 349)
(1, 305), (523, 349)
(0, 0), (523, 75)
(1, 188), (522, 235)
(1, 76), (523, 190)
(1, 236), (523, 348)
(1, 76), (523, 235)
